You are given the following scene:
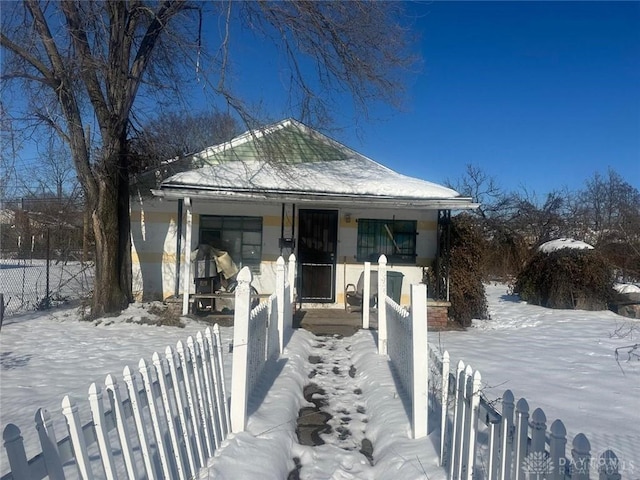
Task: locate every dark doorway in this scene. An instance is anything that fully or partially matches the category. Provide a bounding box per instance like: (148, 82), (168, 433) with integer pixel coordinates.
(297, 209), (339, 302)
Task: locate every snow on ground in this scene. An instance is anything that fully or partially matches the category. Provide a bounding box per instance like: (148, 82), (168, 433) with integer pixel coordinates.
(1, 283), (639, 478)
(0, 304), (234, 474)
(201, 329), (445, 480)
(434, 283), (640, 471)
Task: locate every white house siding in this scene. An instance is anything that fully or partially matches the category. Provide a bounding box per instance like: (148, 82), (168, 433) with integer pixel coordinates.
(131, 197), (438, 307)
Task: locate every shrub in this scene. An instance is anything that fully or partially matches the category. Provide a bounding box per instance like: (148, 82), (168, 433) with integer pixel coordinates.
(448, 213), (489, 327)
(515, 247), (614, 310)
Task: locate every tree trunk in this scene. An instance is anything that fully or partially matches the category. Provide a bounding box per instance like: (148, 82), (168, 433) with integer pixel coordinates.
(90, 144), (132, 317)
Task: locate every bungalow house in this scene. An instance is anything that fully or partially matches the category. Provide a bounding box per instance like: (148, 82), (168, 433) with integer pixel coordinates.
(130, 119), (477, 322)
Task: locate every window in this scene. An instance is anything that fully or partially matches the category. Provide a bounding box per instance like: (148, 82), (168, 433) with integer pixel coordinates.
(199, 215), (262, 272)
(357, 219), (417, 264)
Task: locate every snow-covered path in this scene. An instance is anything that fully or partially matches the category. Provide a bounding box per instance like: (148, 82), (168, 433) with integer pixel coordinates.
(300, 335), (371, 453)
(201, 329), (445, 480)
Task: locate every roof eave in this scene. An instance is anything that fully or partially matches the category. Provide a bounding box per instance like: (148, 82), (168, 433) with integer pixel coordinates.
(151, 186), (478, 210)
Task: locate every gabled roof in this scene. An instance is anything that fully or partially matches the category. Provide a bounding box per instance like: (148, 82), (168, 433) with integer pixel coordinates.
(153, 119), (477, 209)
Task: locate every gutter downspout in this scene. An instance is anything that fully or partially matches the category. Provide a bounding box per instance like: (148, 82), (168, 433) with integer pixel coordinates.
(182, 198), (193, 315)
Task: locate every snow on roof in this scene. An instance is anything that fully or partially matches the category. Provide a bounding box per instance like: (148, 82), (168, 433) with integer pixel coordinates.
(157, 119), (471, 203)
(538, 238), (594, 253)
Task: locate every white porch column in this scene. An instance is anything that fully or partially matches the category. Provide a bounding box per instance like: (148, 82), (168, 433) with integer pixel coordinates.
(181, 198), (193, 316)
(362, 261), (371, 329)
(378, 255), (387, 355)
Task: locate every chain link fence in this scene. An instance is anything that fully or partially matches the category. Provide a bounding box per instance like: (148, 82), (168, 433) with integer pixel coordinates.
(1, 227), (94, 321)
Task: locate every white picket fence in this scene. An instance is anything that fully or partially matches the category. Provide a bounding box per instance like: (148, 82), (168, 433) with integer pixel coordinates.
(230, 255), (295, 433)
(430, 350), (626, 480)
(2, 325), (230, 480)
(2, 254), (297, 480)
(375, 254), (429, 439)
(372, 254), (626, 479)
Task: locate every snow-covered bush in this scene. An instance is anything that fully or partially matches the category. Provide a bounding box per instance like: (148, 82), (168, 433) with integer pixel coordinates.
(515, 240), (614, 310)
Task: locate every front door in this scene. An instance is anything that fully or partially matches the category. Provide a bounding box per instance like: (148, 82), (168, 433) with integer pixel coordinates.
(298, 209), (338, 302)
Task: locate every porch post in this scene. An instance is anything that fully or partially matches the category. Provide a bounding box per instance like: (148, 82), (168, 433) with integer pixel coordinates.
(174, 199), (183, 297)
(181, 198), (193, 315)
(378, 255), (388, 355)
(362, 261), (371, 329)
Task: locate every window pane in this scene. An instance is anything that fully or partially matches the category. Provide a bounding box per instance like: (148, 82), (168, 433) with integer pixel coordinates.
(224, 218), (243, 230)
(357, 218), (416, 264)
(243, 218), (262, 231)
(200, 217), (222, 229)
(200, 215), (263, 270)
(243, 231), (261, 245)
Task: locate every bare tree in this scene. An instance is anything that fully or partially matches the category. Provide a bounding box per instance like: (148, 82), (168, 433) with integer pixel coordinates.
(0, 101), (21, 201)
(2, 1), (416, 316)
(579, 169), (640, 281)
(130, 110), (240, 174)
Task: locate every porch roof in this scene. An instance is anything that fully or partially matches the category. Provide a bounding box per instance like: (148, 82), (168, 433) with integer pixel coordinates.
(152, 119), (477, 210)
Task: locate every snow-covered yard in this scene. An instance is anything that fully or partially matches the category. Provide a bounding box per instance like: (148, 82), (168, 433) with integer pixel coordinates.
(0, 283), (639, 478)
(435, 283), (640, 471)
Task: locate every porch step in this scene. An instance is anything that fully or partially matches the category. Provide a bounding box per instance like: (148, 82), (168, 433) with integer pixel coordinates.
(294, 309), (375, 337)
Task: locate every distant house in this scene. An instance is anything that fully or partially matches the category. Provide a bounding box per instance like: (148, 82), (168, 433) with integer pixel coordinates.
(130, 119), (476, 317)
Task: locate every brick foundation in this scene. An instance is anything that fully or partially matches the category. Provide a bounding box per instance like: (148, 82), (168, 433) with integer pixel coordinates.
(427, 301), (451, 331)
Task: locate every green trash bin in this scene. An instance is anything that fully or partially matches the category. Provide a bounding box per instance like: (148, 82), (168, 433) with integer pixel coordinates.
(386, 271), (404, 304)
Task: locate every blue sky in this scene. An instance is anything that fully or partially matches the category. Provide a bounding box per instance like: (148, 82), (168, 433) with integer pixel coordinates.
(6, 1), (639, 199)
(210, 1), (639, 197)
(340, 1), (640, 196)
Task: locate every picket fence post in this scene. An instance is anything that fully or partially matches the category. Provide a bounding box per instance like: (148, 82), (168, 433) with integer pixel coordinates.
(35, 408), (65, 480)
(213, 324), (232, 435)
(276, 256), (286, 353)
(571, 434), (591, 480)
(377, 255), (388, 355)
(61, 395), (95, 479)
(549, 419), (568, 480)
(362, 261), (372, 329)
(123, 365), (158, 479)
(499, 390), (515, 480)
(450, 360), (466, 480)
(3, 424), (30, 479)
(104, 374), (139, 480)
(411, 283), (428, 438)
(440, 350), (450, 467)
(153, 351), (187, 479)
(530, 408), (547, 454)
(198, 331), (222, 449)
(459, 365), (474, 480)
(465, 370), (481, 480)
(599, 450), (622, 480)
(514, 398), (530, 480)
(487, 414), (501, 480)
(88, 383), (118, 479)
(231, 266), (252, 433)
(176, 340), (206, 468)
(139, 357), (173, 478)
(187, 336), (214, 456)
